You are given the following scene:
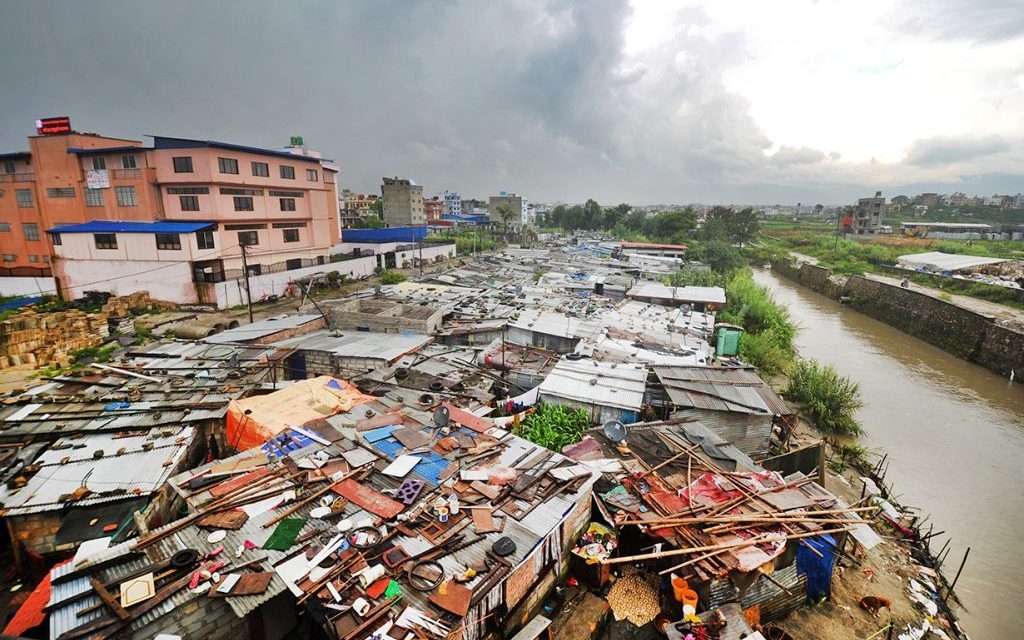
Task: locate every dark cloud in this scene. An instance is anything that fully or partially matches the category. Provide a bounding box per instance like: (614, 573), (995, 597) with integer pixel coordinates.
(0, 0), (1019, 204)
(904, 135), (1011, 167)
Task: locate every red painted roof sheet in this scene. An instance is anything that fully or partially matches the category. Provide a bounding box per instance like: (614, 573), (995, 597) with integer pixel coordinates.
(3, 559), (72, 636)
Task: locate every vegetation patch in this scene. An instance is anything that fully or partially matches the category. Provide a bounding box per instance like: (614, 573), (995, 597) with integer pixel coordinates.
(515, 403), (589, 452)
(379, 270), (407, 285)
(783, 359), (864, 436)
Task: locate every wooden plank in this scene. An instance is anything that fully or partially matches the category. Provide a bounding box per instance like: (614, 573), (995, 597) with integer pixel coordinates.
(89, 578), (130, 621)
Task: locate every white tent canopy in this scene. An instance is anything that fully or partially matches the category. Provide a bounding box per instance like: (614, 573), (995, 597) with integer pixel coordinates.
(896, 251), (1006, 273)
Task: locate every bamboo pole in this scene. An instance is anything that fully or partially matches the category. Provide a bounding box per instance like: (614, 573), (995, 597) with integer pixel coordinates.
(262, 464), (368, 529)
(601, 526), (853, 565)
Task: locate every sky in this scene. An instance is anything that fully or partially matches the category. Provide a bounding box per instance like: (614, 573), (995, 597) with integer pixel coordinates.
(0, 0), (1021, 205)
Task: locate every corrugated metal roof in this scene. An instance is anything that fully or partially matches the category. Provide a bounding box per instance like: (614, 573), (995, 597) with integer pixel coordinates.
(202, 314), (323, 344)
(655, 366), (793, 416)
(626, 283), (726, 304)
(538, 357), (646, 410)
(272, 330), (432, 360)
(46, 220), (215, 234)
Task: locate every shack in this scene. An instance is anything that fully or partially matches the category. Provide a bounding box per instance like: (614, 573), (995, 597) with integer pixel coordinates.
(652, 365), (794, 456)
(626, 283), (726, 311)
(537, 357), (647, 424)
(269, 330), (433, 380)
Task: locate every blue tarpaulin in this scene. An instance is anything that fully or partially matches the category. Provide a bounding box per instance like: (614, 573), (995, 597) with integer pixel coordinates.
(796, 533), (836, 601)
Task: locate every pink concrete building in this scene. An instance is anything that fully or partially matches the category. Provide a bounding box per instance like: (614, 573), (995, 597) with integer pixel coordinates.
(47, 136), (340, 307)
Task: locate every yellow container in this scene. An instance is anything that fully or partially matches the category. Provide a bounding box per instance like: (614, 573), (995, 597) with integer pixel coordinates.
(672, 578), (689, 602)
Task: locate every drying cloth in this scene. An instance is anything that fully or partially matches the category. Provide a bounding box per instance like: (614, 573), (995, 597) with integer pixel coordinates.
(796, 533), (836, 601)
(263, 518), (306, 550)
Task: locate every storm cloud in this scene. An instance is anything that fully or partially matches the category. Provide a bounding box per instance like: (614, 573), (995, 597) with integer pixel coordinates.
(0, 0), (1021, 204)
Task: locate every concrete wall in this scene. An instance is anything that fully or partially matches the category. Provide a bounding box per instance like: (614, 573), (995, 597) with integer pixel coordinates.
(771, 259), (1024, 382)
(210, 256), (377, 308)
(55, 258), (198, 303)
(0, 276), (57, 297)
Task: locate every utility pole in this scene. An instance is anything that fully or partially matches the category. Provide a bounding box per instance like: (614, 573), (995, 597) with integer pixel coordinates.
(418, 229), (423, 276)
(240, 242), (254, 323)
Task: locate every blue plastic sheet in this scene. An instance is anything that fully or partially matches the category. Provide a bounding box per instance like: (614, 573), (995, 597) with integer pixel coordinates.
(796, 533), (836, 601)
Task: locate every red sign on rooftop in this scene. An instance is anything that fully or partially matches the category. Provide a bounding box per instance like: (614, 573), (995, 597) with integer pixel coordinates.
(36, 117), (72, 135)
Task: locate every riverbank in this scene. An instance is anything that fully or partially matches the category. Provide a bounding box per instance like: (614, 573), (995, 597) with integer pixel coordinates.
(769, 257), (1024, 383)
(753, 268), (1024, 640)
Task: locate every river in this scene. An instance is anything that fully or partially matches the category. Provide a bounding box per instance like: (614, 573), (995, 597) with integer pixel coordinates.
(751, 268), (1024, 640)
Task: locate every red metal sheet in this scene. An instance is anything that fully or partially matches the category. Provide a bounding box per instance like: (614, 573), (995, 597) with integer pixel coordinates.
(331, 479), (405, 518)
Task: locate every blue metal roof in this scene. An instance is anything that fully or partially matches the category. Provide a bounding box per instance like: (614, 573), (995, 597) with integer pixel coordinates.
(149, 135), (324, 163)
(0, 151), (31, 160)
(46, 220), (215, 234)
(67, 146), (151, 155)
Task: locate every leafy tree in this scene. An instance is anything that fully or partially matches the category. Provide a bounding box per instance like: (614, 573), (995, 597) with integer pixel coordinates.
(645, 208), (697, 241)
(550, 204), (567, 228)
(603, 203), (631, 229)
(583, 199), (602, 229)
(356, 215), (384, 229)
(701, 206), (760, 245)
(496, 205), (515, 229)
(625, 210), (648, 232)
(370, 199), (383, 215)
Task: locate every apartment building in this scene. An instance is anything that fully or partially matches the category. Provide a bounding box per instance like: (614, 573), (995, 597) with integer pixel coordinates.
(443, 191), (462, 217)
(381, 177), (424, 227)
(0, 126), (340, 306)
(852, 191), (885, 235)
(488, 192), (525, 227)
(423, 196), (443, 222)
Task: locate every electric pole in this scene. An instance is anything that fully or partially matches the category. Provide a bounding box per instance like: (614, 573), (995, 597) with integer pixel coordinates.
(240, 242), (254, 323)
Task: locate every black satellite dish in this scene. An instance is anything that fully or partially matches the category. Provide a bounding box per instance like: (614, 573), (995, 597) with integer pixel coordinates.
(603, 420), (627, 443)
(433, 406), (450, 429)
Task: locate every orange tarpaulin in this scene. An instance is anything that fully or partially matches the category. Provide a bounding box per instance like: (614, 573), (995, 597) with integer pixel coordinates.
(4, 559), (72, 636)
(226, 376), (372, 451)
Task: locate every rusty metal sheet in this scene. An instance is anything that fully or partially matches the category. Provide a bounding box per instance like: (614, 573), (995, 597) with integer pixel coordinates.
(331, 479), (404, 518)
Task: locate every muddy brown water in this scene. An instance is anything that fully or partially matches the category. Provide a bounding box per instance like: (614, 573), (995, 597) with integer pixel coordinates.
(752, 268), (1024, 640)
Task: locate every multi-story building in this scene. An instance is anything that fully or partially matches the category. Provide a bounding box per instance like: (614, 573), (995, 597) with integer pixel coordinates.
(339, 190), (379, 227)
(423, 196), (443, 222)
(914, 193), (940, 207)
(1, 125), (340, 306)
(488, 192), (525, 227)
(851, 191), (885, 235)
(381, 177), (424, 227)
(1, 131), (155, 271)
(443, 191), (462, 217)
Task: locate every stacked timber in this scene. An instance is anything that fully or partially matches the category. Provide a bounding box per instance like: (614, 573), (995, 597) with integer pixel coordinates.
(0, 308), (109, 369)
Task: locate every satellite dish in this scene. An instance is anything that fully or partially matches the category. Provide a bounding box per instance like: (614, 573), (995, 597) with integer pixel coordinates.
(433, 406), (450, 429)
(603, 420), (627, 443)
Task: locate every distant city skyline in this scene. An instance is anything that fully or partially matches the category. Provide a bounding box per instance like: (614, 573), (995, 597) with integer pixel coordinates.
(1, 0), (1021, 204)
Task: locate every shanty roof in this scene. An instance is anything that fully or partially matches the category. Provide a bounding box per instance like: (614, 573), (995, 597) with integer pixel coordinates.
(0, 426), (194, 516)
(895, 251), (1007, 272)
(654, 365), (793, 416)
(202, 314), (323, 344)
(271, 329), (433, 361)
(621, 241), (688, 250)
(627, 283), (727, 305)
(508, 309), (602, 341)
(538, 357), (647, 411)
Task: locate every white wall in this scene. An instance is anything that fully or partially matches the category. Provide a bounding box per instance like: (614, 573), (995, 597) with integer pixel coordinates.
(57, 259), (198, 304)
(0, 277), (58, 297)
(212, 256), (379, 308)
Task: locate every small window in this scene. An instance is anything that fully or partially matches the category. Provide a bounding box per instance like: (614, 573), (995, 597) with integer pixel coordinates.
(2, 161), (15, 174)
(51, 232), (61, 245)
(91, 156), (106, 170)
(166, 186), (209, 194)
(42, 255), (50, 263)
(280, 165), (295, 179)
(233, 196), (254, 211)
(172, 156), (193, 173)
(283, 228), (300, 243)
(180, 195), (200, 211)
(15, 189), (33, 208)
(115, 185), (137, 206)
(122, 154), (137, 169)
(94, 233), (118, 249)
(251, 161), (269, 177)
(280, 197), (296, 211)
(218, 157), (239, 174)
(22, 223), (40, 241)
(0, 223), (10, 231)
(3, 254), (15, 262)
(46, 187), (75, 198)
(84, 188), (104, 207)
(28, 255), (39, 263)
(237, 230), (259, 246)
(155, 233), (181, 250)
(306, 168), (318, 182)
(196, 229), (215, 250)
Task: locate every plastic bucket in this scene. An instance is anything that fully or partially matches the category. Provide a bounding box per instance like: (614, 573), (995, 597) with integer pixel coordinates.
(672, 578), (689, 602)
(681, 588), (698, 609)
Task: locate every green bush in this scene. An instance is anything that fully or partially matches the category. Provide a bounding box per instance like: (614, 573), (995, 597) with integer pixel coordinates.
(783, 359), (864, 436)
(379, 270), (406, 285)
(717, 271), (796, 376)
(515, 403), (590, 451)
(667, 267), (723, 288)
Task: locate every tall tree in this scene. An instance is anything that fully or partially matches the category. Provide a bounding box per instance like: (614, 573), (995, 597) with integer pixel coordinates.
(646, 208), (697, 241)
(603, 203), (631, 229)
(550, 204), (567, 228)
(583, 199), (602, 230)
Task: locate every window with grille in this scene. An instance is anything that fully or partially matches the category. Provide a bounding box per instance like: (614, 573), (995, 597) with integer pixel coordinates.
(280, 198), (296, 211)
(283, 228), (300, 243)
(94, 233), (118, 249)
(197, 230), (215, 250)
(46, 187), (75, 198)
(155, 233), (181, 250)
(115, 186), (137, 206)
(22, 223), (40, 241)
(180, 195), (200, 211)
(15, 189), (33, 207)
(218, 157), (239, 174)
(233, 196), (254, 211)
(84, 188), (104, 207)
(237, 230), (259, 246)
(166, 186), (208, 194)
(51, 233), (61, 245)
